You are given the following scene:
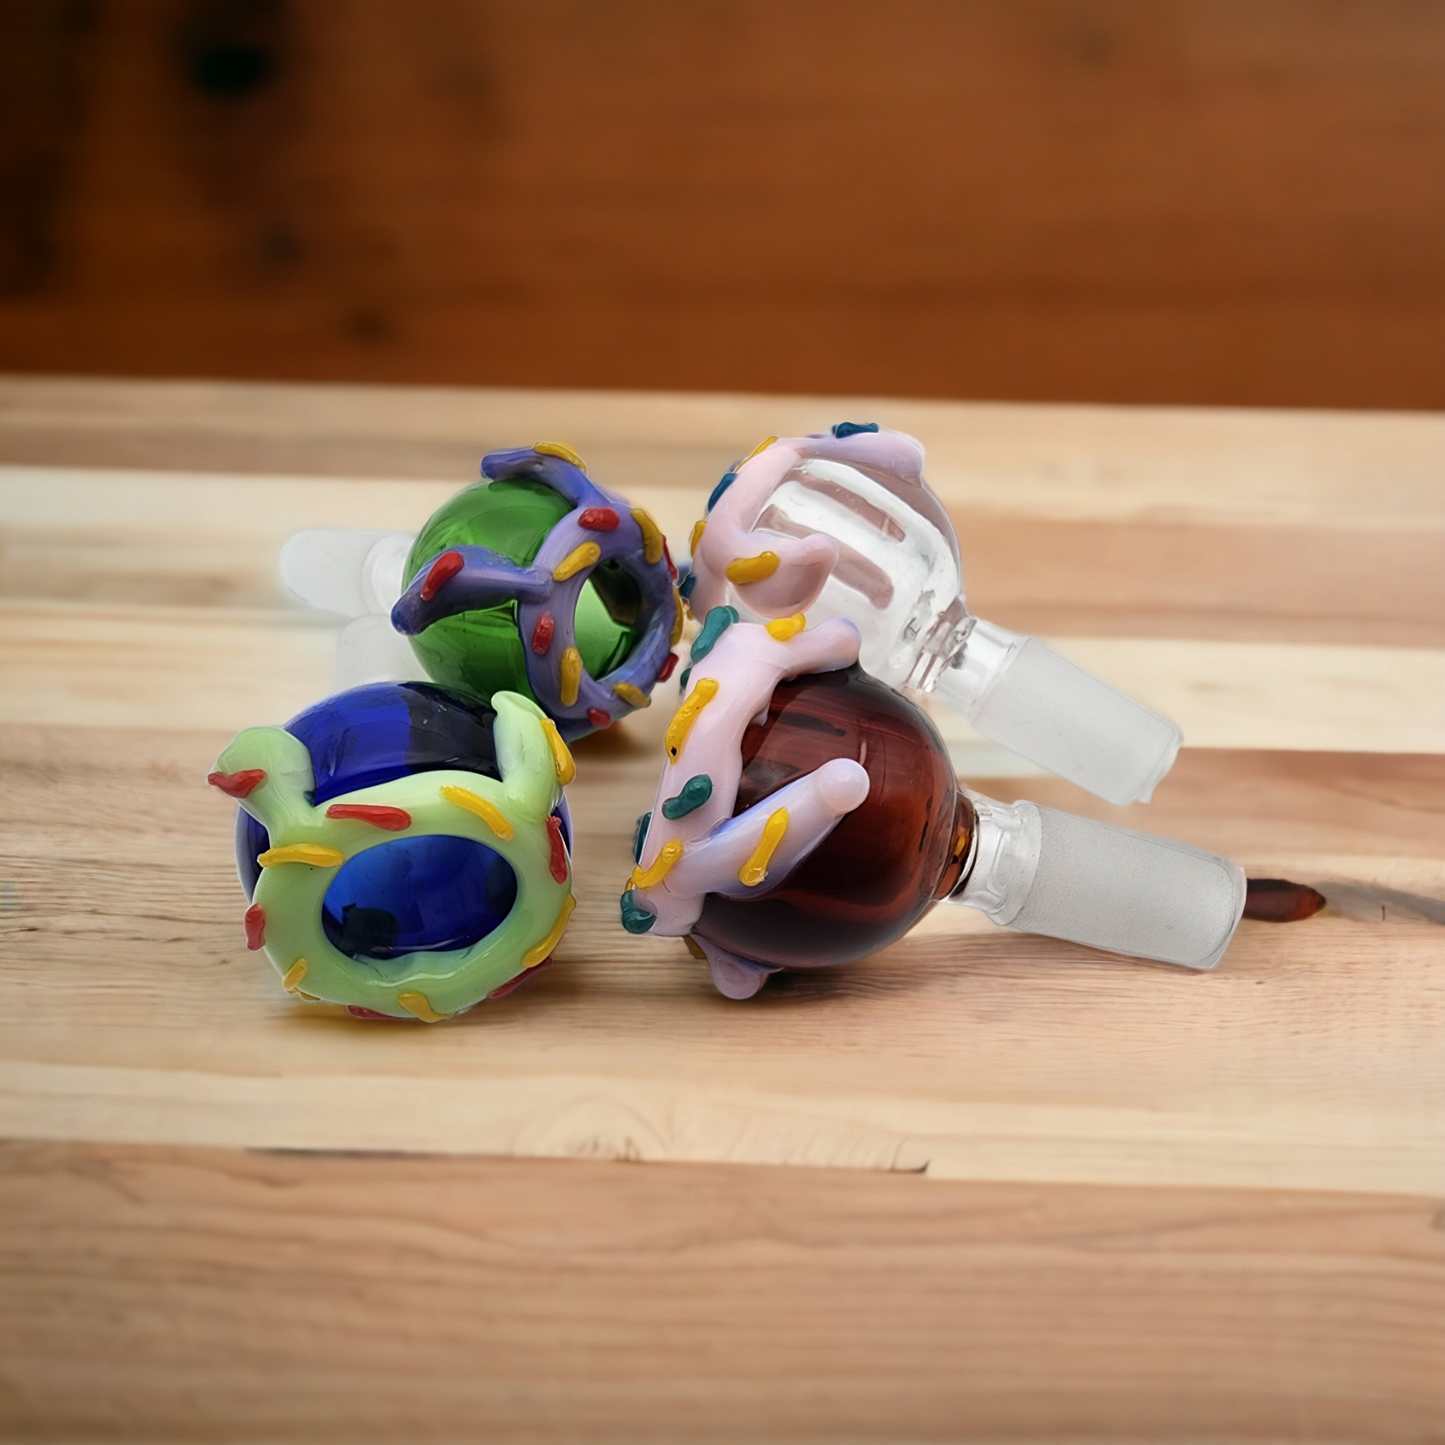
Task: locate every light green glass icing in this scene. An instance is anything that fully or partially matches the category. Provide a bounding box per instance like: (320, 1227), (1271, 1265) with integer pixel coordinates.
(213, 692), (573, 1019)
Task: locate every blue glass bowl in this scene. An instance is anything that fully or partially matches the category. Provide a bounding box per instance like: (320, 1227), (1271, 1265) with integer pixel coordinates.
(234, 682), (572, 962)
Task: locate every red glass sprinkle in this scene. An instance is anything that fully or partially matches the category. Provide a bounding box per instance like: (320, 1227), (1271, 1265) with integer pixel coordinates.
(578, 507), (619, 531)
(532, 612), (555, 654)
(587, 708), (612, 729)
(487, 958), (552, 999)
(325, 803), (412, 831)
(656, 650), (679, 682)
(208, 769), (266, 799)
(662, 539), (677, 580)
(346, 1005), (397, 1020)
(420, 549), (464, 600)
(243, 903), (265, 950)
(546, 815), (569, 883)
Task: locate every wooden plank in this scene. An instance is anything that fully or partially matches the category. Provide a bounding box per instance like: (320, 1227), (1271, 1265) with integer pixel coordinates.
(928, 639), (1445, 757)
(4, 378), (1443, 1440)
(2, 380), (1442, 1196)
(7, 380), (1445, 664)
(2, 1142), (1441, 1443)
(5, 379), (1445, 524)
(3, 718), (1441, 1194)
(7, 379), (1445, 654)
(4, 2), (1445, 409)
(8, 455), (1445, 645)
(952, 511), (1445, 649)
(5, 599), (1439, 753)
(0, 602), (338, 736)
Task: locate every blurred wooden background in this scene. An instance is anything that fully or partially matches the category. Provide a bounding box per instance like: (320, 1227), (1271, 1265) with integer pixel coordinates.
(4, 0), (1445, 407)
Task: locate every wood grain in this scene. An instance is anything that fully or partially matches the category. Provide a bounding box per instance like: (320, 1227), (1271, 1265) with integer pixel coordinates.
(2, 1141), (1442, 1442)
(1, 378), (1442, 1439)
(3, 712), (1441, 1193)
(6, 375), (1445, 649)
(6, 378), (1445, 521)
(6, 595), (1441, 753)
(1, 379), (1443, 1195)
(5, 2), (1445, 407)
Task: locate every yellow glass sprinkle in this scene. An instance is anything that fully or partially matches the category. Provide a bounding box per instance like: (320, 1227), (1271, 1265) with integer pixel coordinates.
(534, 441), (586, 471)
(613, 681), (650, 709)
(726, 551), (780, 585)
(282, 958), (308, 993)
(539, 717), (576, 786)
(689, 518), (707, 557)
(741, 435), (778, 466)
(553, 541), (601, 582)
(670, 588), (686, 642)
(559, 645), (583, 705)
(523, 892), (577, 967)
(683, 934), (707, 961)
(631, 507), (665, 565)
(765, 613), (807, 642)
(258, 844), (343, 868)
(630, 839), (683, 891)
(297, 991), (320, 1002)
(665, 677), (719, 762)
(397, 990), (451, 1023)
(738, 808), (789, 887)
(440, 783), (515, 840)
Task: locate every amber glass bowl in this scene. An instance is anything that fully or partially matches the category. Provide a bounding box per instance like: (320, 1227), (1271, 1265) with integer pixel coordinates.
(696, 665), (973, 970)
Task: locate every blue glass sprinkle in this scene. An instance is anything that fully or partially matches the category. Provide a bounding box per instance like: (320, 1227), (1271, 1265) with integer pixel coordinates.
(632, 810), (652, 864)
(677, 666), (691, 691)
(831, 421), (879, 439)
(619, 889), (657, 934)
(689, 605), (738, 665)
(661, 774), (713, 821)
(706, 471), (737, 513)
(679, 570), (698, 601)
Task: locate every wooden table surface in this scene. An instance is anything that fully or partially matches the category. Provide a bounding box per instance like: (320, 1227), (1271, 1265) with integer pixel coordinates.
(1, 376), (1442, 1440)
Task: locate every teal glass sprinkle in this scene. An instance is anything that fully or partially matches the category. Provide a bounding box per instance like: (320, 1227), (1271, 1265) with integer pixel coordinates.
(661, 774), (713, 820)
(690, 605), (738, 665)
(619, 889), (657, 934)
